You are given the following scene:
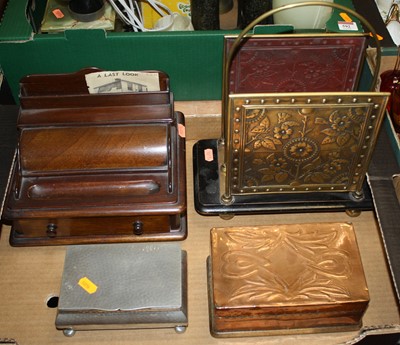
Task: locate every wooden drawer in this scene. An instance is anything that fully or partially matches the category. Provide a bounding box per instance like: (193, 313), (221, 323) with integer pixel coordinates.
(10, 214), (186, 246)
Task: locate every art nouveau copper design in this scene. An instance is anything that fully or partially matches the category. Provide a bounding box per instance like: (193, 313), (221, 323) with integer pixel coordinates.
(223, 93), (389, 198)
(208, 223), (369, 336)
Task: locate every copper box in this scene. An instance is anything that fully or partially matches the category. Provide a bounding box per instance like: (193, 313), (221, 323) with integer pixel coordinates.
(208, 223), (369, 337)
(2, 68), (187, 246)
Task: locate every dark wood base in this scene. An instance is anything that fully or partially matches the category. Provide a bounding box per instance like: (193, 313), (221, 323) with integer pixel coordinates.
(193, 139), (373, 217)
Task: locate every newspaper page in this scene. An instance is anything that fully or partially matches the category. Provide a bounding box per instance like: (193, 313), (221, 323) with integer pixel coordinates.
(85, 71), (160, 94)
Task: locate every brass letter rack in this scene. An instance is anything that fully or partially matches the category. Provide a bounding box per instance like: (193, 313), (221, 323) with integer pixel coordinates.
(193, 1), (390, 217)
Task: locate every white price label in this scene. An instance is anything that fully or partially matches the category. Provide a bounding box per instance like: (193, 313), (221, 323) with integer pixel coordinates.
(338, 21), (358, 31)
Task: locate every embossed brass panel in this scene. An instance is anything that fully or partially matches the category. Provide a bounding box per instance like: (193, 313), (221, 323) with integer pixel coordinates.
(192, 2), (390, 215)
(208, 222), (369, 336)
(223, 93), (389, 197)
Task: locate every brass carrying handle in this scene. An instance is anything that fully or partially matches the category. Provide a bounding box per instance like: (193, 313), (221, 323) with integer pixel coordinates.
(221, 1), (382, 142)
(220, 1), (382, 204)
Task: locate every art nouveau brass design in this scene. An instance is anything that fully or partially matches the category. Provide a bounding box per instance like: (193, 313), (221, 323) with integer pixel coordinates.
(223, 93), (389, 199)
(192, 2), (390, 215)
(208, 223), (369, 335)
(221, 2), (384, 143)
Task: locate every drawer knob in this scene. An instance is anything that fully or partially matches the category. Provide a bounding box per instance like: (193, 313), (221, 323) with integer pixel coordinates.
(46, 223), (57, 238)
(133, 221), (143, 235)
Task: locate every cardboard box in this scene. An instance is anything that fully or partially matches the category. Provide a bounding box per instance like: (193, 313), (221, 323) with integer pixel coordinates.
(352, 0), (400, 164)
(0, 104), (399, 344)
(141, 0), (191, 29)
(385, 114), (400, 166)
(0, 0), (361, 103)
